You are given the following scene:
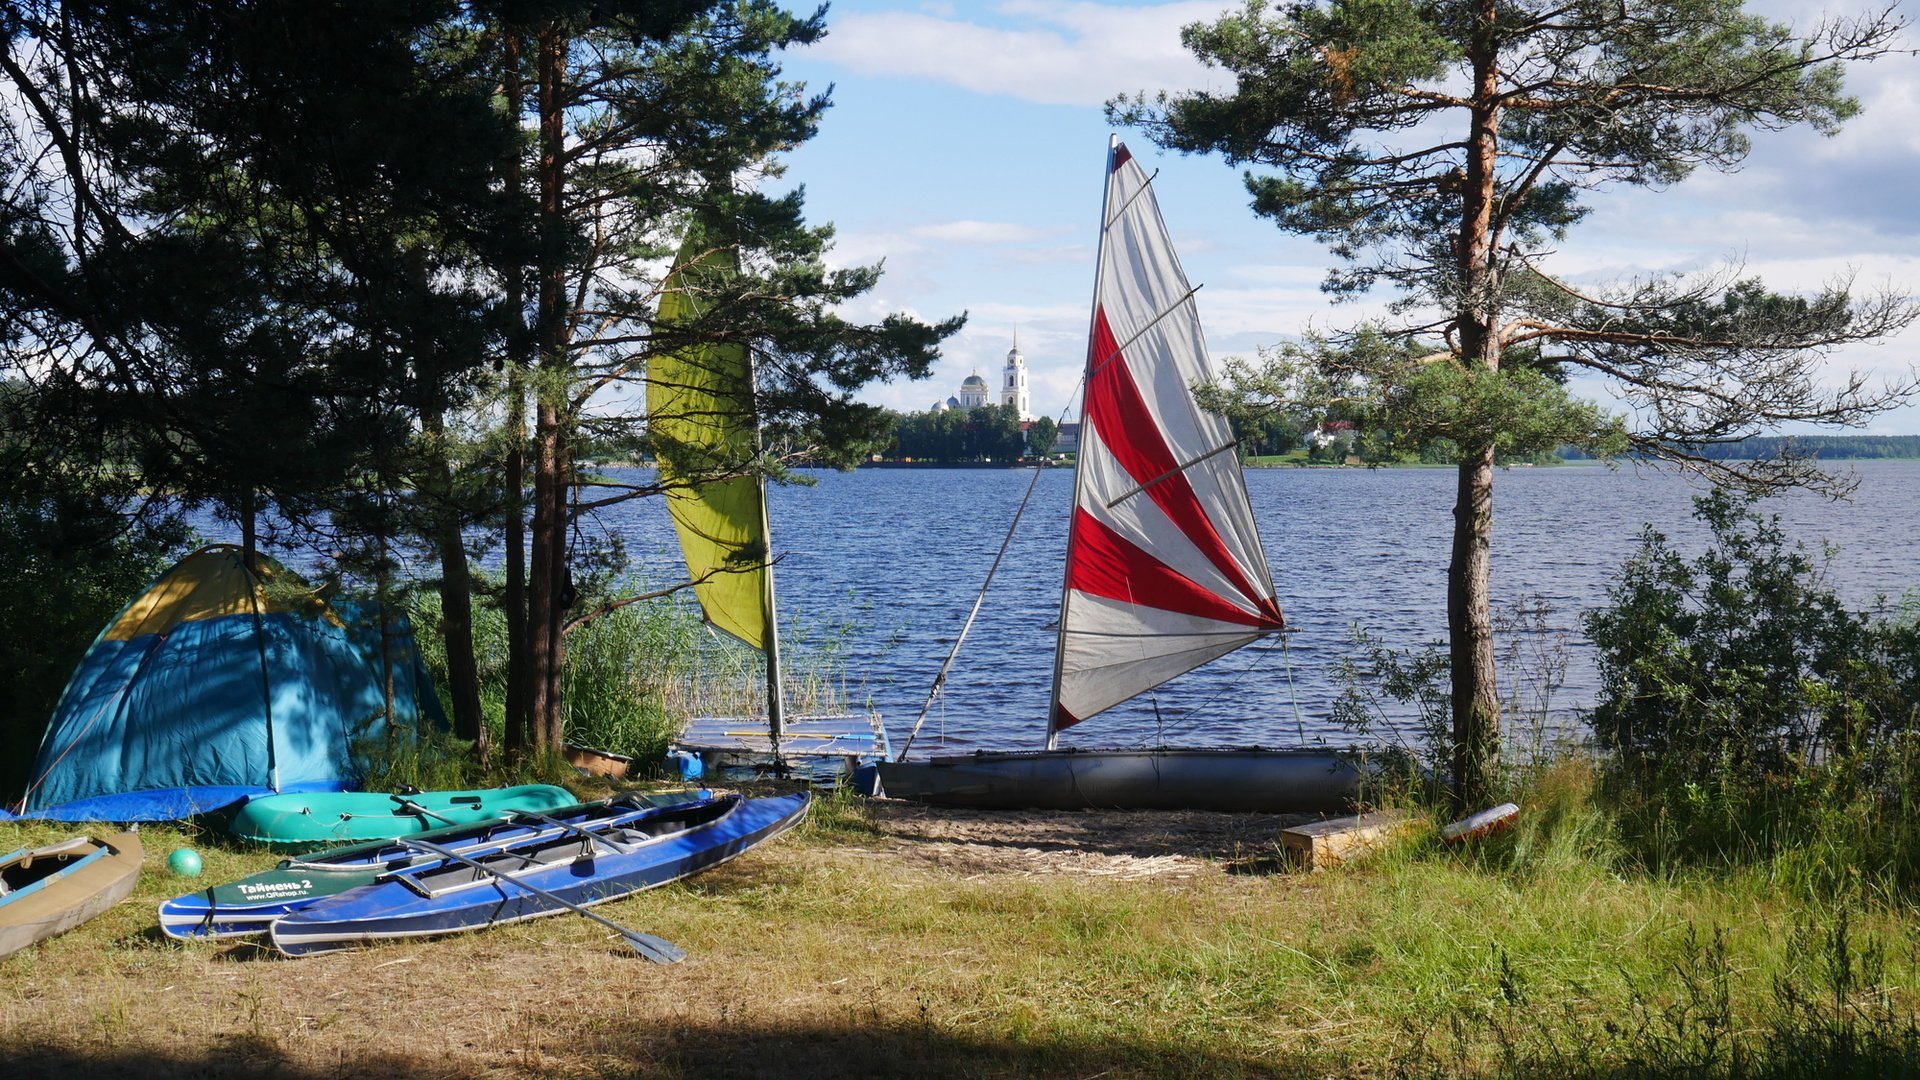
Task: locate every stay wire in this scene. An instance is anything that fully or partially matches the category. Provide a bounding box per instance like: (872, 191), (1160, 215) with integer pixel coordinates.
(1282, 630), (1309, 745)
(896, 377), (1087, 760)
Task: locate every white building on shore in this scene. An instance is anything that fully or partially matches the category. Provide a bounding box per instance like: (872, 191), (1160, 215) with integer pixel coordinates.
(931, 336), (1035, 420)
(1000, 336), (1031, 420)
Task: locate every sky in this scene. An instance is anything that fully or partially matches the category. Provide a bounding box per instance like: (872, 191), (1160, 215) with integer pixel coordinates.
(765, 0), (1920, 435)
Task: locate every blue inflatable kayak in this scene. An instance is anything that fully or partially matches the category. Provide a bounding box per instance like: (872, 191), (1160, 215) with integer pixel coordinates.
(163, 791), (710, 939)
(270, 791), (809, 956)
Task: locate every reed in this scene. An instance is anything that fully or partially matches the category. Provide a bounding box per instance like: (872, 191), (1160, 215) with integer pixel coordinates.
(405, 581), (867, 790)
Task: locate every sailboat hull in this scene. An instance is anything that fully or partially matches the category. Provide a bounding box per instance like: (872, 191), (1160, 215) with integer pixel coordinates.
(874, 748), (1367, 813)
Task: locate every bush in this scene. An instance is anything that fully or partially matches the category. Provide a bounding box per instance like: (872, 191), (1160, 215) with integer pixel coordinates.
(1584, 489), (1920, 894)
(560, 600), (708, 766)
(413, 579), (819, 773)
(1332, 595), (1575, 806)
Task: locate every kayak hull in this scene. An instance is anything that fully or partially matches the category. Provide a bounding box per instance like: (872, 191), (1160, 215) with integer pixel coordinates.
(270, 792), (809, 956)
(0, 832), (143, 959)
(160, 792), (708, 939)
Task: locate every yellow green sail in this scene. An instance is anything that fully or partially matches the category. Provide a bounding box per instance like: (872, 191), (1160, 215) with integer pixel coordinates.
(648, 231), (773, 653)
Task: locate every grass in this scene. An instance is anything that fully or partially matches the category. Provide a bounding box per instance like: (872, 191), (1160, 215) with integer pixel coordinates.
(4, 776), (1920, 1079)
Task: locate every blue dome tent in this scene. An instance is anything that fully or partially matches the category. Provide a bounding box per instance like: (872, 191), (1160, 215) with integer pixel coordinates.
(13, 545), (444, 821)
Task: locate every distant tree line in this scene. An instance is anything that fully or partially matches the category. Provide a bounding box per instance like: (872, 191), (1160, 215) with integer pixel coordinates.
(884, 404), (1298, 463)
(885, 404), (1045, 462)
(1560, 435), (1920, 462)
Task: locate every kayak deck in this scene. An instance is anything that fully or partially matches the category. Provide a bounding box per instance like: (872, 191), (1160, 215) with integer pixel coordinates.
(228, 784), (578, 847)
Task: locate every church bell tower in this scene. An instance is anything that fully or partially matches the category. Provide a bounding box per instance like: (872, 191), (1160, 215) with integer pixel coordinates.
(1001, 333), (1031, 420)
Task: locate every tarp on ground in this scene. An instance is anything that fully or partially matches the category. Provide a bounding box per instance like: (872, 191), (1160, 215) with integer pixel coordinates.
(15, 544), (444, 821)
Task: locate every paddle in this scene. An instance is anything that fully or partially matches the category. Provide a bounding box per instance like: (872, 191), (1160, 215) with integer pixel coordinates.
(507, 810), (635, 854)
(397, 837), (686, 964)
(390, 796), (458, 827)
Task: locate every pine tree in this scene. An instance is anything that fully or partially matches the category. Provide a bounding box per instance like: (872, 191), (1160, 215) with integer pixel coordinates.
(0, 1), (524, 752)
(499, 3), (961, 753)
(1114, 0), (1917, 805)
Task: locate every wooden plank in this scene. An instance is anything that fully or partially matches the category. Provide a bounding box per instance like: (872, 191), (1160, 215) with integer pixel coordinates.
(564, 744), (633, 780)
(1280, 810), (1423, 871)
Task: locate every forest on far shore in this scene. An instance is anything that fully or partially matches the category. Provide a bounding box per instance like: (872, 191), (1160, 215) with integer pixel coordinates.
(1559, 434), (1920, 461)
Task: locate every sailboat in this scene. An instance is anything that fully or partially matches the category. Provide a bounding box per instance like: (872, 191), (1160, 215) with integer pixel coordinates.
(875, 138), (1364, 812)
(649, 225), (889, 784)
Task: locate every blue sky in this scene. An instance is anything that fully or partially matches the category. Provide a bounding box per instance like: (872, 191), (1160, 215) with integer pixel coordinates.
(772, 0), (1920, 435)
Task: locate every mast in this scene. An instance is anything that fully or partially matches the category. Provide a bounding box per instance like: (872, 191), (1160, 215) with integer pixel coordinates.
(1045, 135), (1121, 750)
(755, 409), (785, 751)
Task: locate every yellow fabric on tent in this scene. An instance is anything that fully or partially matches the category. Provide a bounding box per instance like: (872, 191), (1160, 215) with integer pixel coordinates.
(648, 231), (771, 653)
(102, 547), (336, 642)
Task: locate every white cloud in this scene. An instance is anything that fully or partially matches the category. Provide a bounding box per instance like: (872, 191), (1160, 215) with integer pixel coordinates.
(812, 1), (1229, 106)
(1001, 243), (1092, 267)
(909, 220), (1053, 244)
(826, 221), (1078, 271)
(1813, 56), (1920, 160)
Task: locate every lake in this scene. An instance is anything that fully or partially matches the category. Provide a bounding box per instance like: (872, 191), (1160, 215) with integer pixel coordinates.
(578, 459), (1920, 755)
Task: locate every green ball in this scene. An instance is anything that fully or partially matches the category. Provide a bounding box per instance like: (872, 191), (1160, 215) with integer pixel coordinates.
(167, 848), (203, 877)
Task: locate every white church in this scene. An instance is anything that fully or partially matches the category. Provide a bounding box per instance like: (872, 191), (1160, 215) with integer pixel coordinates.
(932, 336), (1032, 420)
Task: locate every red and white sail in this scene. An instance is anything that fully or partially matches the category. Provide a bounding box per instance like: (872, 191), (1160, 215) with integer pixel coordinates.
(1046, 138), (1285, 741)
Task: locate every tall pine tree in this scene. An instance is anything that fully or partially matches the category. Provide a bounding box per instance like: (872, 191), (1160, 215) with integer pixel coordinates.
(1115, 0), (1917, 804)
(498, 3), (961, 753)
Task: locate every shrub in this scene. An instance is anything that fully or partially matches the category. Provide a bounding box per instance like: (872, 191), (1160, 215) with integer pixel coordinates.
(560, 599), (709, 765)
(413, 578), (859, 774)
(1584, 489), (1920, 893)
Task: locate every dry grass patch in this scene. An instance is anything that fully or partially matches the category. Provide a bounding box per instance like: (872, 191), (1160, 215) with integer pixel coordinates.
(4, 795), (1919, 1078)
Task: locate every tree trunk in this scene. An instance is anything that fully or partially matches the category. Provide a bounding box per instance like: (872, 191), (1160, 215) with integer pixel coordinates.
(422, 407), (487, 761)
(504, 371), (530, 755)
(500, 28), (532, 759)
(528, 401), (565, 753)
(1446, 1), (1505, 809)
(525, 22), (570, 754)
(401, 240), (489, 762)
(1448, 448), (1499, 809)
(432, 519), (486, 758)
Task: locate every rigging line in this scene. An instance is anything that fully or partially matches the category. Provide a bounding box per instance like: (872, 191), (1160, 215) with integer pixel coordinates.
(895, 456), (1052, 761)
(1106, 439), (1242, 511)
(1282, 631), (1308, 746)
(1085, 285), (1202, 385)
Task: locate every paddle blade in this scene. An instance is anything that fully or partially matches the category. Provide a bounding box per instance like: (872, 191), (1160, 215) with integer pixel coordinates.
(625, 931), (687, 964)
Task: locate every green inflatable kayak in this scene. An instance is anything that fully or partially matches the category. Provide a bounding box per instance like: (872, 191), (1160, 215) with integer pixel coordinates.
(228, 785), (579, 847)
